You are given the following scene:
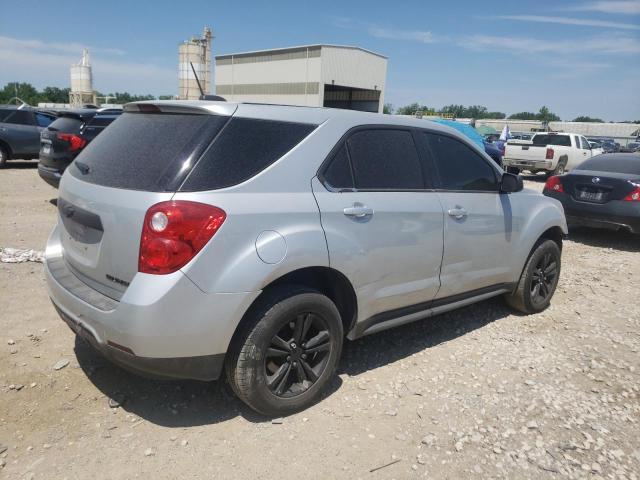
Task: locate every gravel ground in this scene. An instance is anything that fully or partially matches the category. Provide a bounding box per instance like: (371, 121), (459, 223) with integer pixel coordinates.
(1, 163), (639, 479)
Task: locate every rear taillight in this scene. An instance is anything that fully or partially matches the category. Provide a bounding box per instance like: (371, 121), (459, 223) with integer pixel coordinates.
(57, 133), (87, 151)
(545, 148), (555, 160)
(544, 175), (564, 193)
(623, 186), (640, 202)
(139, 201), (226, 275)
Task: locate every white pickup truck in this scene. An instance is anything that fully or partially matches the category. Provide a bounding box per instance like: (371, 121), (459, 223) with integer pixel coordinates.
(503, 133), (598, 176)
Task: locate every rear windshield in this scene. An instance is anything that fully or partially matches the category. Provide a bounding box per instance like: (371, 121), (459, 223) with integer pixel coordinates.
(532, 135), (571, 147)
(576, 156), (640, 175)
(87, 114), (120, 127)
(69, 112), (317, 192)
(70, 112), (228, 191)
(48, 117), (84, 134)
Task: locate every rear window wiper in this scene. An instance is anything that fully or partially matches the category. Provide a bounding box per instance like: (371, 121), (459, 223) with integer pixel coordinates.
(74, 161), (91, 175)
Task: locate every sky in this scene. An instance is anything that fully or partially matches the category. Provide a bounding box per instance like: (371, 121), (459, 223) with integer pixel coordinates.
(1, 0), (639, 121)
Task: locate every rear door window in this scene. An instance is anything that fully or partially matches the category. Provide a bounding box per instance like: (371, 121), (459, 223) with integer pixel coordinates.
(423, 132), (498, 191)
(345, 129), (424, 190)
(4, 110), (35, 126)
(180, 117), (316, 191)
(70, 112), (229, 191)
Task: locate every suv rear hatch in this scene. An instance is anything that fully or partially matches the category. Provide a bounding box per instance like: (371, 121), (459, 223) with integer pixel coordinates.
(57, 102), (236, 300)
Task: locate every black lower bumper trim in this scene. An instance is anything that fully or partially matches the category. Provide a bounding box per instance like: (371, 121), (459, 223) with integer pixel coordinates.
(53, 303), (225, 381)
(38, 164), (62, 188)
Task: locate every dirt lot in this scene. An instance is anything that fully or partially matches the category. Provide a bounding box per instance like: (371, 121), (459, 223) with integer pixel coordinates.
(1, 162), (639, 479)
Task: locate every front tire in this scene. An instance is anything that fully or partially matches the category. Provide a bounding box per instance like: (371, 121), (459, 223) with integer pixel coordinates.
(226, 286), (343, 416)
(505, 239), (561, 313)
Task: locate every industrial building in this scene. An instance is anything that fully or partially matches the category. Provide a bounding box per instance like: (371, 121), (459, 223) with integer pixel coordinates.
(178, 27), (213, 100)
(215, 45), (387, 113)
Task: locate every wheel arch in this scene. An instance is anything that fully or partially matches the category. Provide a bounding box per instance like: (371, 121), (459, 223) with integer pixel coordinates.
(0, 139), (13, 159)
(227, 266), (358, 355)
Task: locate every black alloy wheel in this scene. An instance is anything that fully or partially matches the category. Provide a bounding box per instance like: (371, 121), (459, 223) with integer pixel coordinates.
(265, 313), (332, 398)
(530, 251), (558, 308)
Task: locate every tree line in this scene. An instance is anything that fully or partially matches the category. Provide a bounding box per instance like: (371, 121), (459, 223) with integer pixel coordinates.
(2, 82), (637, 124)
(385, 102), (639, 123)
(0, 82), (160, 106)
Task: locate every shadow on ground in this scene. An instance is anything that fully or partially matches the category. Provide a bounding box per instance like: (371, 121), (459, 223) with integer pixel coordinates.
(2, 160), (38, 169)
(74, 295), (512, 427)
(567, 226), (640, 252)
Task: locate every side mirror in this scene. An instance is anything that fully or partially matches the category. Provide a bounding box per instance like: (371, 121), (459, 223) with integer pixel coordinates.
(500, 172), (523, 193)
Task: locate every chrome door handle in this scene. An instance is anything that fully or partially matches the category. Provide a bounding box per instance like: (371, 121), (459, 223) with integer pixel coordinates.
(447, 207), (468, 219)
(343, 204), (373, 218)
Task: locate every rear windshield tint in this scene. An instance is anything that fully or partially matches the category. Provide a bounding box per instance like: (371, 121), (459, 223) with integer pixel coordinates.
(70, 112), (229, 191)
(576, 156), (640, 175)
(180, 117), (316, 191)
(48, 117), (84, 134)
(532, 135), (571, 147)
(88, 114), (120, 127)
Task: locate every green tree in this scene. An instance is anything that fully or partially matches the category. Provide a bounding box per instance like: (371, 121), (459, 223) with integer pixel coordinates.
(396, 102), (434, 115)
(536, 106), (560, 122)
(383, 103), (394, 114)
(572, 116), (604, 123)
(40, 86), (71, 104)
(0, 82), (40, 105)
(508, 111), (538, 120)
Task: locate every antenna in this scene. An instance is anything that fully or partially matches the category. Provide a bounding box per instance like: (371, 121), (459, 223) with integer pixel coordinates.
(190, 62), (205, 98)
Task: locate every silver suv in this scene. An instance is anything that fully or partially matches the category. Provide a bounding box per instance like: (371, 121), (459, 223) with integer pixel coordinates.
(45, 101), (567, 415)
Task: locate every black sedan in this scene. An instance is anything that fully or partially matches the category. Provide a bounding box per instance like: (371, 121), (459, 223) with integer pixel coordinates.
(543, 153), (640, 234)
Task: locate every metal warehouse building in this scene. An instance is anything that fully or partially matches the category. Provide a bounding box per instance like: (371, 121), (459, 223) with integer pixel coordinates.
(215, 45), (387, 113)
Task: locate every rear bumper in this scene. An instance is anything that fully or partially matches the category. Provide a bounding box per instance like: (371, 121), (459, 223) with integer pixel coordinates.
(545, 191), (640, 233)
(38, 163), (62, 188)
(44, 224), (260, 381)
(503, 158), (552, 170)
(54, 303), (225, 380)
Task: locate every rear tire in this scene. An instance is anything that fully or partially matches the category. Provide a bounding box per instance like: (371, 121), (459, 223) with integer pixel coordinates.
(225, 286), (343, 416)
(505, 239), (561, 314)
(0, 145), (8, 168)
(551, 158), (567, 176)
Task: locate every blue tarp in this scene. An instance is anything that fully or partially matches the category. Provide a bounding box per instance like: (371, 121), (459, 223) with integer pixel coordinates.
(432, 119), (485, 150)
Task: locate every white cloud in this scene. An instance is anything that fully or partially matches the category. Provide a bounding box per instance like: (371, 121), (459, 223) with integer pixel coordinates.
(0, 35), (176, 95)
(495, 14), (640, 30)
(0, 36), (124, 56)
(462, 33), (640, 55)
(368, 26), (444, 44)
(566, 1), (640, 14)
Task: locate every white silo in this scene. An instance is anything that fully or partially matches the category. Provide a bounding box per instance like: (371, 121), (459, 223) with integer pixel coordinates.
(69, 49), (97, 107)
(178, 27), (213, 100)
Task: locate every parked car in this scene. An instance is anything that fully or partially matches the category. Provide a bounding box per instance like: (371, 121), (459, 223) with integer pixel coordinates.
(588, 141), (604, 156)
(620, 142), (640, 153)
(587, 137), (619, 154)
(0, 105), (57, 167)
(483, 139), (503, 166)
(504, 132), (599, 176)
(38, 108), (122, 187)
(543, 153), (640, 233)
(44, 101), (567, 415)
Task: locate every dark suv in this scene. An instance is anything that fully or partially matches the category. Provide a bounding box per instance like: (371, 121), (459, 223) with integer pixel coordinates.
(0, 105), (58, 167)
(38, 108), (122, 187)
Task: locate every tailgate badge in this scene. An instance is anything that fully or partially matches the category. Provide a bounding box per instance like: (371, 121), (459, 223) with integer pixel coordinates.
(591, 177), (600, 184)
